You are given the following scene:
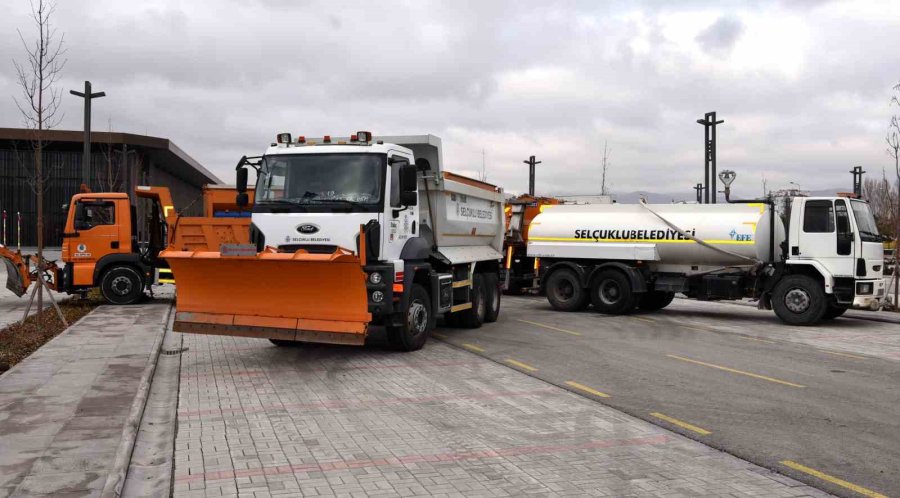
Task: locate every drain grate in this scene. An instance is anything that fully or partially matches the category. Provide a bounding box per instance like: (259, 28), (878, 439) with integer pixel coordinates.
(161, 347), (189, 356)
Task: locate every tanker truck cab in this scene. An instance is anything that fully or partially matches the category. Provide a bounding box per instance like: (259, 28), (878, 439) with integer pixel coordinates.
(528, 171), (885, 326)
(168, 132), (505, 351)
(786, 196), (885, 311)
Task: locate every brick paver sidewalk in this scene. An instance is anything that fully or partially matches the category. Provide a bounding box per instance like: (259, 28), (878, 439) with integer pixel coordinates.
(174, 335), (829, 497)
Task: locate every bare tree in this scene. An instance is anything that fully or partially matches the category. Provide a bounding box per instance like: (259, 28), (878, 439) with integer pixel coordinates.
(13, 0), (67, 317)
(600, 141), (611, 196)
(863, 172), (897, 237)
(888, 82), (900, 308)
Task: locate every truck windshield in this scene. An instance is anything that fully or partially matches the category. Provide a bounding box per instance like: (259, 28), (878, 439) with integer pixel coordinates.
(850, 200), (880, 242)
(256, 153), (385, 212)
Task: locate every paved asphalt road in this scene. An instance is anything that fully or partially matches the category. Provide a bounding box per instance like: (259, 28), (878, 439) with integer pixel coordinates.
(434, 295), (900, 498)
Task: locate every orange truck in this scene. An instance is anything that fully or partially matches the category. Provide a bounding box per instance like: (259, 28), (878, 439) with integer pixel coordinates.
(502, 194), (562, 294)
(1, 185), (252, 305)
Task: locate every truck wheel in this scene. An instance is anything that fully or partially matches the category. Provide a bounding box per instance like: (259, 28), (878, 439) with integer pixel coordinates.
(457, 274), (487, 328)
(590, 269), (635, 315)
(639, 291), (675, 311)
(388, 283), (431, 351)
(100, 266), (144, 305)
(545, 269), (588, 312)
(772, 275), (827, 325)
(484, 273), (501, 323)
(823, 303), (849, 319)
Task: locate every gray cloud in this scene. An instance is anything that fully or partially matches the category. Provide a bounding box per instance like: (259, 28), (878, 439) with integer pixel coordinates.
(695, 16), (745, 57)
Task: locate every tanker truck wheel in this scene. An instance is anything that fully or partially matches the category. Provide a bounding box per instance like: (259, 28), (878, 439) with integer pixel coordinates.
(590, 269), (635, 315)
(388, 283), (431, 351)
(772, 275), (827, 325)
(100, 265), (144, 305)
(545, 269), (589, 312)
(639, 291), (675, 311)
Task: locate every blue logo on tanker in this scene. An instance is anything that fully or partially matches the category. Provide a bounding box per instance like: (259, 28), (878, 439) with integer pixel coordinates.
(729, 229), (752, 241)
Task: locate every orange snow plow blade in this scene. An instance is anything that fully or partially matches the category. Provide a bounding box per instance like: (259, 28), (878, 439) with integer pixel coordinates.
(162, 247), (371, 345)
(0, 246), (31, 298)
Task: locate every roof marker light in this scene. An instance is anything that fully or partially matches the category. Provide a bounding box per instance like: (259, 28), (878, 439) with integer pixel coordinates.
(297, 136), (306, 144)
(350, 134), (358, 142)
(276, 132), (292, 144)
(357, 131), (372, 143)
(323, 135), (332, 143)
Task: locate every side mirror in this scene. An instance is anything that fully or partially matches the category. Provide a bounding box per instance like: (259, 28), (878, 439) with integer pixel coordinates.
(400, 163), (418, 193)
(415, 158), (431, 171)
(400, 191), (417, 206)
(236, 167), (248, 193)
(236, 192), (249, 208)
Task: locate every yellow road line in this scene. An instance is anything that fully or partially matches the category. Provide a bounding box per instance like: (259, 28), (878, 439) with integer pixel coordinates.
(462, 343), (485, 353)
(632, 316), (656, 323)
(516, 319), (582, 336)
(565, 381), (610, 398)
(821, 350), (868, 360)
(650, 412), (711, 435)
(431, 332), (448, 339)
(505, 359), (538, 372)
(780, 460), (887, 498)
(667, 354), (806, 388)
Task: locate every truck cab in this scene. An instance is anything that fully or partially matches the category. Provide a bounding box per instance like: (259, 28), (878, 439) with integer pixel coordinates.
(786, 196), (885, 310)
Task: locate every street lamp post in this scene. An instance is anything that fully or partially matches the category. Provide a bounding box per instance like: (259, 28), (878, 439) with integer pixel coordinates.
(70, 81), (105, 188)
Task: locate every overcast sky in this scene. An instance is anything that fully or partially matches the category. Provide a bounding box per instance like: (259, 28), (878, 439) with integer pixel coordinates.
(2, 0), (899, 198)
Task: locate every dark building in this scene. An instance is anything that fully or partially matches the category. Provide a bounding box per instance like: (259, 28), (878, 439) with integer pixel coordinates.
(0, 128), (221, 247)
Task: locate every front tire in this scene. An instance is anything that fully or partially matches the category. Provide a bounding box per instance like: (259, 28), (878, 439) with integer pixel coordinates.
(100, 265), (144, 305)
(772, 275), (827, 325)
(590, 269), (636, 314)
(484, 273), (501, 323)
(388, 283), (431, 351)
(545, 268), (589, 312)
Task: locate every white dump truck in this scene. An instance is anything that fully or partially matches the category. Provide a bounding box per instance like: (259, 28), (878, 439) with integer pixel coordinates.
(527, 171), (886, 325)
(162, 132), (505, 350)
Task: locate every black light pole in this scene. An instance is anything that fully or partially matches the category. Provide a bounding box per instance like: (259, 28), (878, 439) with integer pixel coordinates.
(523, 155), (542, 196)
(693, 183), (704, 203)
(697, 111), (724, 203)
(70, 81), (106, 187)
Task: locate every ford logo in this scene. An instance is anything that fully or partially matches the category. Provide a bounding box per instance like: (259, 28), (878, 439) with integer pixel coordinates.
(297, 224), (320, 235)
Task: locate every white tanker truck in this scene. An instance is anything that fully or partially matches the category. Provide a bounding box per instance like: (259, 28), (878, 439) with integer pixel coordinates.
(527, 172), (886, 325)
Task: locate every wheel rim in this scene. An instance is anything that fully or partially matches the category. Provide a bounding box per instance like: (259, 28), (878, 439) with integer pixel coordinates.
(408, 300), (428, 335)
(111, 275), (133, 296)
(598, 279), (621, 306)
(784, 287), (811, 313)
(553, 278), (575, 302)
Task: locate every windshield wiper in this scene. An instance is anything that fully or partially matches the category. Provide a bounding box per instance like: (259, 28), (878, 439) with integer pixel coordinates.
(859, 230), (887, 241)
(257, 199), (298, 205)
(304, 198), (370, 209)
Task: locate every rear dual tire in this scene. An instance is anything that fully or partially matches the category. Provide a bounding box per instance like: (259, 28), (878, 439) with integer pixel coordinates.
(590, 269), (636, 315)
(546, 269), (589, 312)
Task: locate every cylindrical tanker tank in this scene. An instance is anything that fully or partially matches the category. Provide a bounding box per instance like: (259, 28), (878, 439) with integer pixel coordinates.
(527, 203), (785, 268)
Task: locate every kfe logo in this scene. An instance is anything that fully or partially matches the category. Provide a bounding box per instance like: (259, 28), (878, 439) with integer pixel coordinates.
(729, 229), (751, 241)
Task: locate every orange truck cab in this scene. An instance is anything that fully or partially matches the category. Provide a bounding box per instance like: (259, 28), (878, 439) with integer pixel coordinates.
(58, 191), (166, 304)
(502, 194), (563, 294)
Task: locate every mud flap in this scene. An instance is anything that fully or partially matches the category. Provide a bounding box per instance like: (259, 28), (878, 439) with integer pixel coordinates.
(161, 247), (371, 345)
(0, 246), (30, 298)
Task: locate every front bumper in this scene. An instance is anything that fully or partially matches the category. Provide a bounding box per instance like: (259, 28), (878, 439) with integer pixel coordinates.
(851, 278), (886, 310)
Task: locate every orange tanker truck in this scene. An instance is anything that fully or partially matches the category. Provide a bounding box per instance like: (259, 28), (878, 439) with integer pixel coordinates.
(1, 185), (252, 305)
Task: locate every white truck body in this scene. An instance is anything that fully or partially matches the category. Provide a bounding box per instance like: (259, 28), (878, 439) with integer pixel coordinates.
(528, 195), (885, 325)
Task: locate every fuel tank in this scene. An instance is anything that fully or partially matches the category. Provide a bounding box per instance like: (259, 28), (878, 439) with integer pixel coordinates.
(527, 203), (785, 267)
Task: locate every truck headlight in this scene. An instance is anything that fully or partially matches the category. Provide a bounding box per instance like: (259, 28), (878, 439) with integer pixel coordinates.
(369, 272), (382, 284)
(371, 290), (384, 303)
(856, 282), (873, 295)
